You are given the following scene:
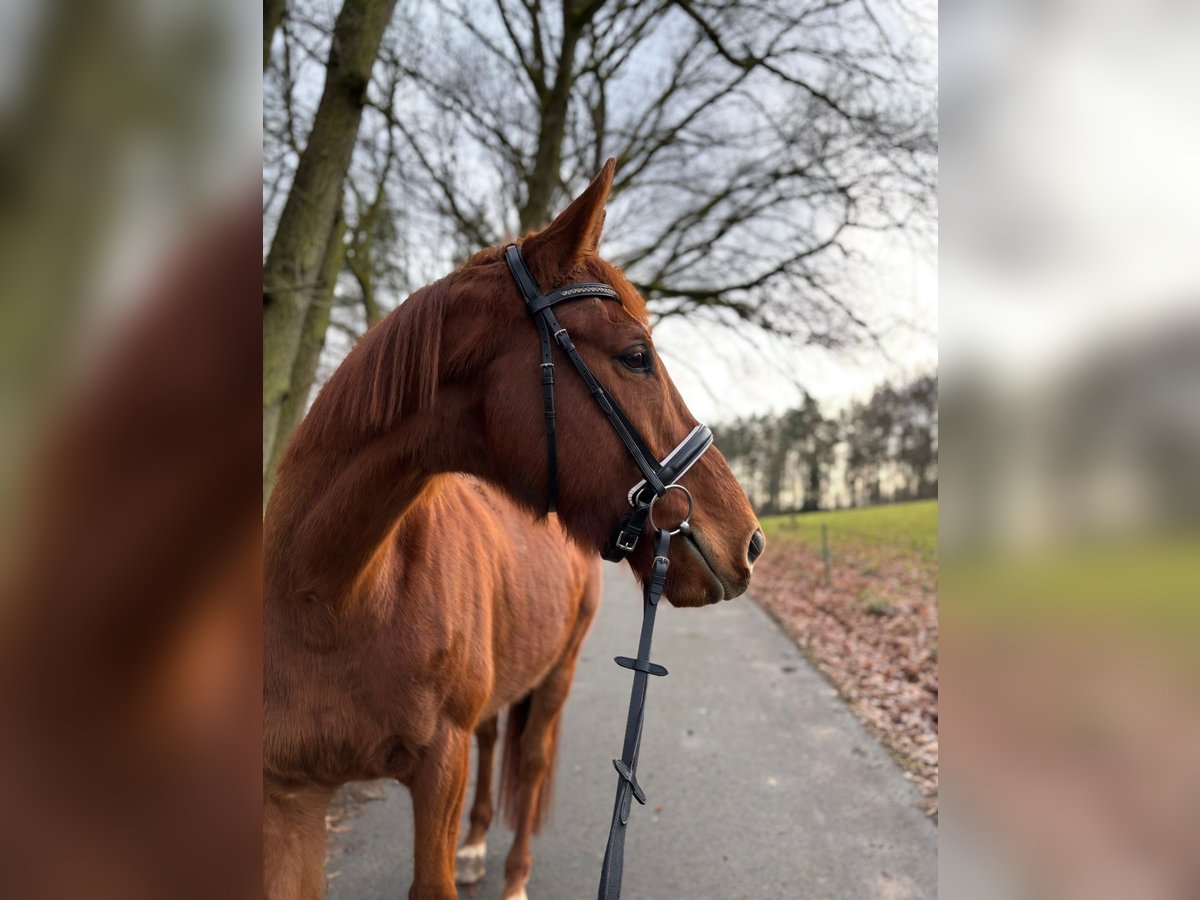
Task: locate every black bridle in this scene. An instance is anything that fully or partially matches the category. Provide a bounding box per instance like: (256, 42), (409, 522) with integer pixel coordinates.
(504, 243), (713, 900)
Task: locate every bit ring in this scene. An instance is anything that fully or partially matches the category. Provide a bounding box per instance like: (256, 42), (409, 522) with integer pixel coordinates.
(647, 484), (694, 536)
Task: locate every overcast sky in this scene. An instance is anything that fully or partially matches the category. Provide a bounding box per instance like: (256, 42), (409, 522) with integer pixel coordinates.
(656, 229), (937, 424)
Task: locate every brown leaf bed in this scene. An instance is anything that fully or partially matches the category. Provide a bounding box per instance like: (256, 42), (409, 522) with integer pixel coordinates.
(751, 537), (939, 818)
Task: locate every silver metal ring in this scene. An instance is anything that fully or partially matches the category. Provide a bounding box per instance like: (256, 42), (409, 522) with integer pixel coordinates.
(647, 484), (694, 535)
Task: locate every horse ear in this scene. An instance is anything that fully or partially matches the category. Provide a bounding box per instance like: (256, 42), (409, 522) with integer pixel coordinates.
(524, 158), (615, 273)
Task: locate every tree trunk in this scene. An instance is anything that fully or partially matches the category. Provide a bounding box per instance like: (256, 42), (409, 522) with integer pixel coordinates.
(0, 1), (120, 534)
(346, 185), (390, 330)
(517, 5), (592, 232)
(262, 0), (398, 484)
(264, 0), (287, 69)
(361, 281), (382, 329)
(264, 214), (346, 502)
(806, 456), (822, 511)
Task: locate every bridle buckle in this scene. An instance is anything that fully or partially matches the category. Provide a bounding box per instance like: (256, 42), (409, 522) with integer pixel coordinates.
(614, 530), (639, 553)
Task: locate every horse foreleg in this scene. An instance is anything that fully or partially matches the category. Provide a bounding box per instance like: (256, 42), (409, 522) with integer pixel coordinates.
(263, 779), (336, 900)
(456, 714), (498, 885)
(409, 724), (471, 900)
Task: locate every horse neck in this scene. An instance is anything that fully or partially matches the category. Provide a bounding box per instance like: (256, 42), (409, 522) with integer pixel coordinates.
(264, 381), (485, 609)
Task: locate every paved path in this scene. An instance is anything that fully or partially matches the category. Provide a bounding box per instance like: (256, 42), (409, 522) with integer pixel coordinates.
(327, 564), (936, 900)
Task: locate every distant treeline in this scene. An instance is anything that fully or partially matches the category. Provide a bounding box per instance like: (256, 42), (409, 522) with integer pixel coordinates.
(713, 373), (938, 514)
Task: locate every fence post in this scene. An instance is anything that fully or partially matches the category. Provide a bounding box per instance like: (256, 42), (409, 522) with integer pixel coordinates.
(822, 523), (831, 586)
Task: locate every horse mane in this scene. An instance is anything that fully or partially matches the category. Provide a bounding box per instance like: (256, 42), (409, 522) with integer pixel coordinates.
(280, 241), (648, 465)
(286, 275), (452, 455)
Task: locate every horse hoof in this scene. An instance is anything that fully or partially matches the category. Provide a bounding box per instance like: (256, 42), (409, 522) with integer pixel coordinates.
(501, 890), (528, 900)
(455, 842), (487, 885)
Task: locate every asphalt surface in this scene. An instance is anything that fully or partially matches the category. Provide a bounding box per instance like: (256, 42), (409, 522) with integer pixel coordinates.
(326, 563), (936, 900)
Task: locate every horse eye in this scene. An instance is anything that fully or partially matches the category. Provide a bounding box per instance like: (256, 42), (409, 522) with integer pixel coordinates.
(620, 349), (650, 372)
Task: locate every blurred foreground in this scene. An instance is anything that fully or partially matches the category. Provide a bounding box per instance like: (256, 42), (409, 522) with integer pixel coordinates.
(942, 0), (1200, 896)
(0, 1), (260, 898)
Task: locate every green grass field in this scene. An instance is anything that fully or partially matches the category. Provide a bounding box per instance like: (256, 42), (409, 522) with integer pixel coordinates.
(759, 499), (938, 564)
(759, 498), (1196, 627)
(940, 533), (1200, 630)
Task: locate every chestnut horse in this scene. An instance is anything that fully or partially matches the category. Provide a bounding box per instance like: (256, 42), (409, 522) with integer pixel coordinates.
(263, 160), (763, 900)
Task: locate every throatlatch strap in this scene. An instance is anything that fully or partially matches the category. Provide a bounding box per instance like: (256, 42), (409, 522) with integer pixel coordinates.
(602, 499), (650, 562)
(597, 528), (671, 900)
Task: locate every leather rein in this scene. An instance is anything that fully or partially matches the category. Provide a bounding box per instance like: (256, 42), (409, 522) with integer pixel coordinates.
(503, 244), (713, 900)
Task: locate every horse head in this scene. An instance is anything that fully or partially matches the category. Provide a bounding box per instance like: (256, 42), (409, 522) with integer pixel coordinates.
(463, 161), (764, 606)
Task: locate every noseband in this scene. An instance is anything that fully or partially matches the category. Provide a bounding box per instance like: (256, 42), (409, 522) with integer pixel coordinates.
(504, 243), (712, 899)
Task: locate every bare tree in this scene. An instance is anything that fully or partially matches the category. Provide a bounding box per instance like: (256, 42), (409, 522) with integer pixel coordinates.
(388, 0), (935, 340)
(895, 372), (938, 498)
(264, 212), (347, 485)
(265, 0), (287, 69)
(262, 0), (399, 496)
(343, 55), (412, 331)
(715, 373), (936, 512)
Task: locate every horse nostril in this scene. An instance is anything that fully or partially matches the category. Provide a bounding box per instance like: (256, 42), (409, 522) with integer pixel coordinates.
(747, 529), (765, 565)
